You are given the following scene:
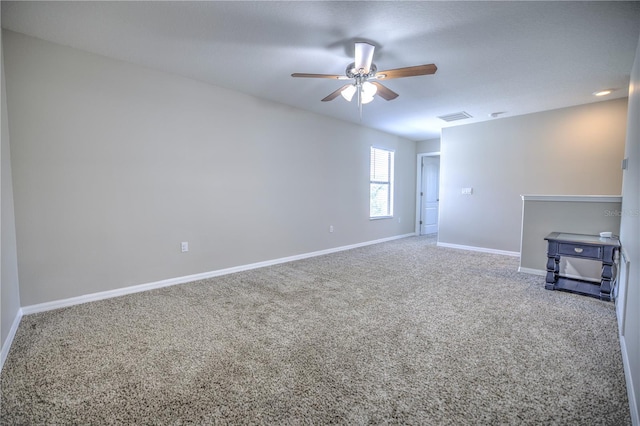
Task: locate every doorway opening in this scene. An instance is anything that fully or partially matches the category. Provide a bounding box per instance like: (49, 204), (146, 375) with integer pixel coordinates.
(415, 153), (440, 236)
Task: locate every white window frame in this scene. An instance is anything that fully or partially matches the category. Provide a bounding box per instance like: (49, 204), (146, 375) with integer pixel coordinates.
(369, 147), (395, 219)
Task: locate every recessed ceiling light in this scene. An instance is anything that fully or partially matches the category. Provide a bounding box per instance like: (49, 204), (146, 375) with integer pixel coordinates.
(593, 89), (616, 97)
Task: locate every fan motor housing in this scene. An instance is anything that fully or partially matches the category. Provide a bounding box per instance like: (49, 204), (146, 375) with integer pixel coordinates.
(346, 62), (377, 79)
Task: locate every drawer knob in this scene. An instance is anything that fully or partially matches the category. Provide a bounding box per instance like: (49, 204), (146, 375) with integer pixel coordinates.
(574, 248), (583, 253)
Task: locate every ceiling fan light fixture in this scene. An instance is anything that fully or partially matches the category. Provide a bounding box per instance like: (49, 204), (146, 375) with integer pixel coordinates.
(360, 82), (377, 104)
(362, 81), (377, 97)
(341, 84), (356, 102)
(361, 94), (375, 104)
(292, 42), (437, 113)
(593, 89), (616, 97)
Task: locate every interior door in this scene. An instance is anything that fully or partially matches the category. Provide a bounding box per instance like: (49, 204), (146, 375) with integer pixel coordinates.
(421, 156), (440, 235)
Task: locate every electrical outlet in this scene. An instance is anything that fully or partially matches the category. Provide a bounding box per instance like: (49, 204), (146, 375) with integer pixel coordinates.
(461, 187), (473, 195)
(181, 242), (189, 252)
(329, 225), (334, 233)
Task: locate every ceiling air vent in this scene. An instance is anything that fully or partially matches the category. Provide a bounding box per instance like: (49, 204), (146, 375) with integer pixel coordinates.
(437, 111), (473, 122)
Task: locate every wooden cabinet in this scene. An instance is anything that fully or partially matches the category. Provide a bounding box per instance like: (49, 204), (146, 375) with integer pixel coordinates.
(544, 232), (620, 301)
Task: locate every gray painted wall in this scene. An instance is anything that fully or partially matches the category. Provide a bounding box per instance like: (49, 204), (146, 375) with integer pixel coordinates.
(416, 138), (440, 154)
(0, 26), (21, 357)
(439, 98), (627, 253)
(619, 32), (640, 424)
(2, 31), (417, 307)
(519, 198), (621, 272)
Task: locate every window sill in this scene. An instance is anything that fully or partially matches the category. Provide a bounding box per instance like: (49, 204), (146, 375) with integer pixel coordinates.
(370, 216), (393, 220)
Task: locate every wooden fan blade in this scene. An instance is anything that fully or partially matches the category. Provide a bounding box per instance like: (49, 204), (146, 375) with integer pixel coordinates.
(376, 64), (437, 80)
(291, 73), (343, 79)
(371, 82), (399, 101)
(354, 42), (375, 74)
(321, 84), (352, 102)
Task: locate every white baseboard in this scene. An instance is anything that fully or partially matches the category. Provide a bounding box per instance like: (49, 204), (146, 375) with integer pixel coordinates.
(21, 233), (416, 316)
(1, 308), (23, 372)
(437, 242), (520, 257)
(517, 267), (546, 276)
(620, 335), (639, 425)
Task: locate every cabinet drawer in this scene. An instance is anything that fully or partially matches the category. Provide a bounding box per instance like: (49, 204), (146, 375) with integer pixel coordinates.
(558, 243), (601, 259)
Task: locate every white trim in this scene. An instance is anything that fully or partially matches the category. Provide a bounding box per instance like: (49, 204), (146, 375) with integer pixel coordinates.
(415, 152), (441, 235)
(620, 335), (639, 426)
(519, 195), (527, 265)
(370, 147), (395, 219)
(21, 233), (416, 316)
(370, 145), (396, 154)
(518, 267), (546, 276)
(1, 308), (23, 372)
(437, 242), (520, 257)
(521, 195), (622, 202)
(617, 247), (630, 336)
(369, 216), (393, 221)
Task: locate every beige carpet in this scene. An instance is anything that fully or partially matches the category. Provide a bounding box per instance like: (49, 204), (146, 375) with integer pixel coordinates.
(0, 236), (630, 424)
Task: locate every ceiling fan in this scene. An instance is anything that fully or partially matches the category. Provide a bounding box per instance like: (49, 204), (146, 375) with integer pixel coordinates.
(291, 42), (437, 115)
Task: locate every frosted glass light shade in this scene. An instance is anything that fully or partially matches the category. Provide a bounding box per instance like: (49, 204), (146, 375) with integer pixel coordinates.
(361, 94), (375, 104)
(362, 81), (377, 97)
(361, 82), (377, 104)
(341, 85), (356, 102)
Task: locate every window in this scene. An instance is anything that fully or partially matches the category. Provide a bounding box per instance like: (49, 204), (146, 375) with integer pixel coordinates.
(370, 147), (394, 218)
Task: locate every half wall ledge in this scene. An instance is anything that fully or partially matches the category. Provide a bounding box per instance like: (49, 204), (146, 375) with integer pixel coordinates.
(519, 194), (623, 275)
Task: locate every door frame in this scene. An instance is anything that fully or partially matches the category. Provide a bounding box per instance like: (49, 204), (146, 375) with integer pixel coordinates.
(415, 152), (441, 235)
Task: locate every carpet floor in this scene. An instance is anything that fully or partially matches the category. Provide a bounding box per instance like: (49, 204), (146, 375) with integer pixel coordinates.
(0, 235), (630, 424)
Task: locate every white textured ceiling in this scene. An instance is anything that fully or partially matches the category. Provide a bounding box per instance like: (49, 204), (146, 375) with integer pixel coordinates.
(2, 1), (640, 141)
